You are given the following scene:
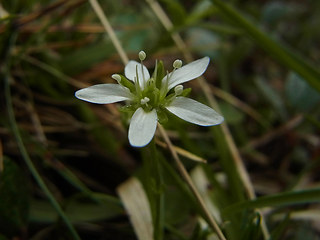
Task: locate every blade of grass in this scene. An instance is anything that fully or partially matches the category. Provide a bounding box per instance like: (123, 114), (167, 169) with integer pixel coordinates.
(211, 0), (320, 92)
(156, 139), (207, 163)
(223, 188), (320, 215)
(141, 141), (164, 240)
(88, 0), (128, 65)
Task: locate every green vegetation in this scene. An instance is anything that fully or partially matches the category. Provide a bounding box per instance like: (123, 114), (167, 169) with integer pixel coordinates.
(1, 0), (319, 239)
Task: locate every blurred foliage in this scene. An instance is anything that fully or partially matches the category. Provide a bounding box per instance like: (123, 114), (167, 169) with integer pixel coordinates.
(0, 158), (29, 237)
(0, 0), (320, 239)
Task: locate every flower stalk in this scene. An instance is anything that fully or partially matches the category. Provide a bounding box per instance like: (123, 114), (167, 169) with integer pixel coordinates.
(157, 123), (227, 240)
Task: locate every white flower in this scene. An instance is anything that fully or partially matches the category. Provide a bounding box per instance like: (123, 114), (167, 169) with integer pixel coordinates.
(75, 53), (224, 147)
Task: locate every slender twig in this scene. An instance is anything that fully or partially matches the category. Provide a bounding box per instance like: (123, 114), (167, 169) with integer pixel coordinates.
(145, 0), (270, 238)
(88, 0), (129, 65)
(150, 141), (164, 240)
(157, 123), (227, 240)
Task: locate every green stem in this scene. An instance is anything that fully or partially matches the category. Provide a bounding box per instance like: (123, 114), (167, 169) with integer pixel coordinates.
(147, 140), (164, 240)
(3, 31), (81, 240)
(153, 142), (164, 240)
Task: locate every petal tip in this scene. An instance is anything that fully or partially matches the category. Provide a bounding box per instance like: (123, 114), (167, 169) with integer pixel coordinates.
(129, 138), (153, 148)
(128, 108), (157, 148)
(205, 115), (224, 126)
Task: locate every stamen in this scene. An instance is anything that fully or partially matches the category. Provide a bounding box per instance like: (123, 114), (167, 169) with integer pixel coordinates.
(135, 65), (142, 89)
(140, 97), (150, 105)
(112, 74), (131, 93)
(140, 63), (146, 88)
(173, 59), (182, 69)
(159, 70), (170, 99)
(154, 60), (158, 82)
(137, 51), (147, 89)
(174, 85), (183, 95)
(112, 74), (121, 84)
(134, 76), (141, 95)
(139, 51), (146, 61)
(136, 64), (146, 89)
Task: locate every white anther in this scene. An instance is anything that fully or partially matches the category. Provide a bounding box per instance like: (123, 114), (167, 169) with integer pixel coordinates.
(112, 74), (121, 84)
(174, 85), (183, 95)
(173, 59), (182, 69)
(140, 97), (150, 105)
(139, 51), (146, 61)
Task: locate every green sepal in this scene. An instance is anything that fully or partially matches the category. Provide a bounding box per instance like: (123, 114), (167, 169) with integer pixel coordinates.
(151, 88), (160, 107)
(181, 88), (192, 97)
(119, 104), (136, 113)
(157, 109), (168, 124)
(118, 74), (135, 93)
(164, 92), (176, 105)
(153, 60), (165, 89)
(141, 105), (153, 113)
(144, 78), (156, 94)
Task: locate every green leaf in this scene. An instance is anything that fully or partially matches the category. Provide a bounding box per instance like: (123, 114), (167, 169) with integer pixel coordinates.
(240, 213), (262, 240)
(261, 2), (291, 25)
(255, 77), (287, 120)
(185, 28), (221, 59)
(187, 0), (217, 25)
(153, 60), (165, 89)
(223, 188), (320, 215)
(269, 214), (290, 240)
(211, 0), (320, 92)
(285, 72), (320, 111)
(160, 0), (187, 26)
(59, 41), (115, 75)
(219, 102), (245, 125)
(119, 74), (136, 93)
(30, 198), (123, 223)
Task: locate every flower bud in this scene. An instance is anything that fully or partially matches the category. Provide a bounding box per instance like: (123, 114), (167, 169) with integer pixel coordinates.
(139, 51), (146, 61)
(173, 59), (182, 69)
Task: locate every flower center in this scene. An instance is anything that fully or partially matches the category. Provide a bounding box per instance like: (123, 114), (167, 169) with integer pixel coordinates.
(117, 52), (186, 115)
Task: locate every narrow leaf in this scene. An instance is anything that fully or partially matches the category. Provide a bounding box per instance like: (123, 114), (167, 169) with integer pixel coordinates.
(223, 188), (320, 214)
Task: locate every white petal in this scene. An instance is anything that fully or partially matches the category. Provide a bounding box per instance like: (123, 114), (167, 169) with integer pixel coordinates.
(128, 108), (158, 147)
(125, 60), (150, 89)
(163, 57), (210, 90)
(75, 84), (132, 104)
(166, 97), (224, 126)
